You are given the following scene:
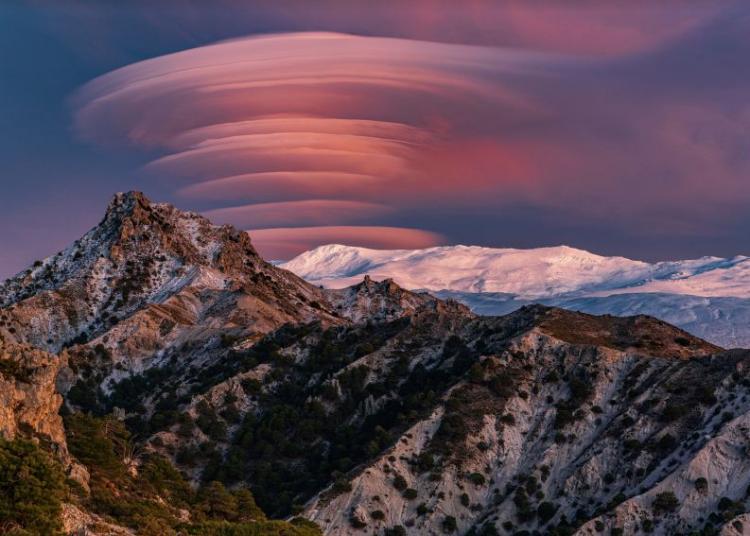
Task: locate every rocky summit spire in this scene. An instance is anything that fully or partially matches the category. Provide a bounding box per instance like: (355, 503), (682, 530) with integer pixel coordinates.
(105, 190), (150, 213)
(0, 192), (339, 352)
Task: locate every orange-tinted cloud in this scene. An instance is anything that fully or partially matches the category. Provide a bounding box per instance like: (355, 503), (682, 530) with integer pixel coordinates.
(204, 199), (392, 228)
(248, 226), (444, 260)
(178, 172), (385, 203)
(73, 32), (545, 253)
(71, 27), (750, 259)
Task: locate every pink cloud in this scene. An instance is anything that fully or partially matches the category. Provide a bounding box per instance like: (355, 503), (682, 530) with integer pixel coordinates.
(71, 28), (750, 257)
(72, 32), (545, 253)
(169, 117), (433, 150)
(43, 1), (723, 67)
(177, 172), (386, 204)
(73, 32), (535, 147)
(248, 226), (445, 260)
(204, 199), (392, 228)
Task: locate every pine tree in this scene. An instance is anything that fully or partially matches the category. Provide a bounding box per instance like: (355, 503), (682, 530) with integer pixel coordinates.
(0, 438), (66, 535)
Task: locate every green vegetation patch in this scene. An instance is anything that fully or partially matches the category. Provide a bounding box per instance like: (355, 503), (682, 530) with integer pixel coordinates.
(0, 437), (67, 535)
(64, 413), (320, 535)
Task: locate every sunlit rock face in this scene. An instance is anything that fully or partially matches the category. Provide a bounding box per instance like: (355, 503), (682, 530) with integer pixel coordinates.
(0, 338), (67, 452)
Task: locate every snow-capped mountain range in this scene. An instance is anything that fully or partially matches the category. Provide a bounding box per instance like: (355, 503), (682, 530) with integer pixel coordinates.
(281, 244), (750, 348)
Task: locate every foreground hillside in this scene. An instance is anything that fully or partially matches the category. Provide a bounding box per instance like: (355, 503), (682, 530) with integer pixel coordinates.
(1, 193), (750, 535)
(281, 244), (750, 348)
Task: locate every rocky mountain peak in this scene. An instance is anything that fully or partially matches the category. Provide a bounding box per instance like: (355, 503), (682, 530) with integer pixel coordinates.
(103, 190), (149, 216)
(0, 192), (222, 305)
(358, 275), (399, 294)
(98, 190), (261, 269)
(327, 275), (464, 324)
(0, 192), (333, 352)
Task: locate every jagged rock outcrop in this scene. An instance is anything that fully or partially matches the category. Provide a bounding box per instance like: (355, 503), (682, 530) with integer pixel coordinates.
(0, 334), (93, 501)
(0, 191), (341, 355)
(0, 337), (67, 453)
(326, 275), (465, 323)
(61, 503), (132, 536)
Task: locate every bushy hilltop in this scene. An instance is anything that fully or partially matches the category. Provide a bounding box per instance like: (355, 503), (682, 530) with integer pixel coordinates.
(1, 193), (750, 535)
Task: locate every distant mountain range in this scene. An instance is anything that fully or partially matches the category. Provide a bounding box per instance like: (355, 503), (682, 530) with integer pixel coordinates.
(4, 193), (750, 535)
(282, 244), (750, 348)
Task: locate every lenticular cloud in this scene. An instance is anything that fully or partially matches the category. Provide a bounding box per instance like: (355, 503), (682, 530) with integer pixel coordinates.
(74, 30), (750, 260)
(72, 32), (548, 256)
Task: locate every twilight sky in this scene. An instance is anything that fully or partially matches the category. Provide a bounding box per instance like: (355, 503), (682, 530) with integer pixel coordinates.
(1, 1), (749, 278)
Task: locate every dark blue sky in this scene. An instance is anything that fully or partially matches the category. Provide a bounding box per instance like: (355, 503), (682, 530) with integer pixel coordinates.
(1, 1), (749, 278)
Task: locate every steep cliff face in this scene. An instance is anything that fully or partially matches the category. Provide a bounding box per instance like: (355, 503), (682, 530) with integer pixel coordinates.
(0, 337), (67, 453)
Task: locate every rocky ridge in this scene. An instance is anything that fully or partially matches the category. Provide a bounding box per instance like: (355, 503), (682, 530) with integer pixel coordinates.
(1, 193), (749, 535)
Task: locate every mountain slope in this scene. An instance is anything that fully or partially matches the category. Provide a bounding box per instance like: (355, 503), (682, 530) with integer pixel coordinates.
(0, 192), (476, 533)
(0, 192), (343, 354)
(281, 244), (750, 347)
(299, 307), (747, 536)
(3, 193), (750, 536)
(432, 291), (750, 350)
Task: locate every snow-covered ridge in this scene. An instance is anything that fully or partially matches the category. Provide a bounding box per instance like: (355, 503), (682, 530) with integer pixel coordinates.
(281, 243), (750, 299)
(281, 244), (750, 348)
